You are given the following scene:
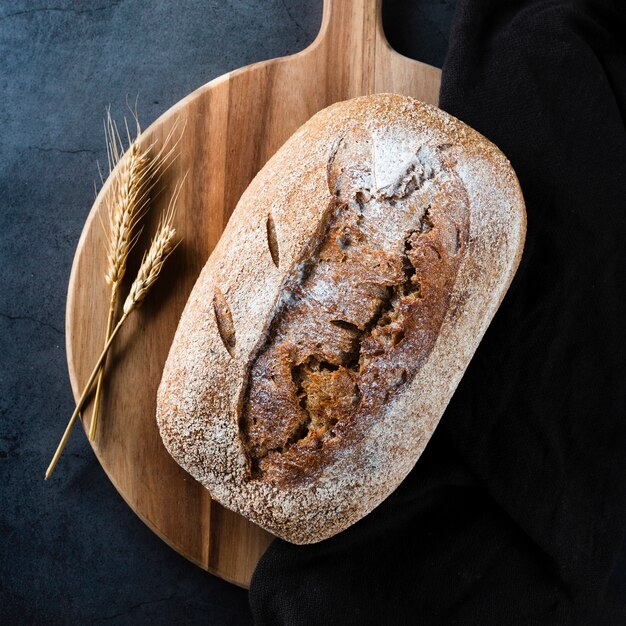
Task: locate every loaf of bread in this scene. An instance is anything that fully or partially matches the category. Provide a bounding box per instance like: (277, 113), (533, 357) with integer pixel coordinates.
(156, 93), (525, 544)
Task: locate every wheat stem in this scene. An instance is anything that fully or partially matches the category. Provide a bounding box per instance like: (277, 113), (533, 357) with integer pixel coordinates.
(45, 312), (129, 480)
(89, 283), (119, 441)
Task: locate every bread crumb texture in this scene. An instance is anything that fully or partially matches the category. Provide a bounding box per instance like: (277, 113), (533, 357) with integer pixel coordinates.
(156, 94), (526, 544)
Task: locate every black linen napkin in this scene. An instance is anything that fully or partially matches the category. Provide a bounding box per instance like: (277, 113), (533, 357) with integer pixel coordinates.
(249, 1), (626, 623)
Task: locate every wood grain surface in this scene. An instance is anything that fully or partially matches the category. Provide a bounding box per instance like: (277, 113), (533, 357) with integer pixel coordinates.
(66, 0), (442, 588)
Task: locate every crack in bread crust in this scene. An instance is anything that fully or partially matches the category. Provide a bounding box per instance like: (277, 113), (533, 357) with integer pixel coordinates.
(240, 139), (470, 486)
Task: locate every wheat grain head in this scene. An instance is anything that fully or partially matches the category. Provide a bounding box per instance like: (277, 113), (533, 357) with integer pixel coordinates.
(122, 177), (184, 315)
(103, 111), (150, 287)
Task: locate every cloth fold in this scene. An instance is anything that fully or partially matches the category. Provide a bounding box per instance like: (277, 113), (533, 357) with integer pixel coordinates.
(249, 1), (626, 623)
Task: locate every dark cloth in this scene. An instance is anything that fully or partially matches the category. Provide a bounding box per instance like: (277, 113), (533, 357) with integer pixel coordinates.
(248, 1), (626, 623)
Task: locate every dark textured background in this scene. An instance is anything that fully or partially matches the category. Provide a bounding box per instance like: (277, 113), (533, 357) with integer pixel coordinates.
(0, 1), (455, 623)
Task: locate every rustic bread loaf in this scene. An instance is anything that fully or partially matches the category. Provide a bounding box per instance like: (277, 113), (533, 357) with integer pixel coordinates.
(156, 93), (526, 544)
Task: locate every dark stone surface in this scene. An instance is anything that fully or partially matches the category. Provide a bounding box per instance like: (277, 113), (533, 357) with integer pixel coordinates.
(0, 1), (454, 623)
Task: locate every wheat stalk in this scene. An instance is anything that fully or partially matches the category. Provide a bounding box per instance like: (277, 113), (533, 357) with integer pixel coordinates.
(89, 109), (183, 441)
(45, 200), (180, 480)
(89, 112), (148, 441)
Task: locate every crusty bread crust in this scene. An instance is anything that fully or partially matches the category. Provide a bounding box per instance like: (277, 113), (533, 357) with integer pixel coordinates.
(156, 94), (526, 544)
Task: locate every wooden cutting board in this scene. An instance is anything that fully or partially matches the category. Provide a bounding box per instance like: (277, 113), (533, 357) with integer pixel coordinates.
(66, 0), (441, 588)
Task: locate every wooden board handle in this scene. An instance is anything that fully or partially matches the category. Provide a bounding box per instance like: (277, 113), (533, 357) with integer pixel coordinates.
(317, 0), (387, 58)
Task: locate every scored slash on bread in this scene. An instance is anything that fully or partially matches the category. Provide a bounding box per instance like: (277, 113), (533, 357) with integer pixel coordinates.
(156, 93), (526, 544)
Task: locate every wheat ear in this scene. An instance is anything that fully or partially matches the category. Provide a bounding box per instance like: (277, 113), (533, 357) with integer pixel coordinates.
(45, 204), (179, 480)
